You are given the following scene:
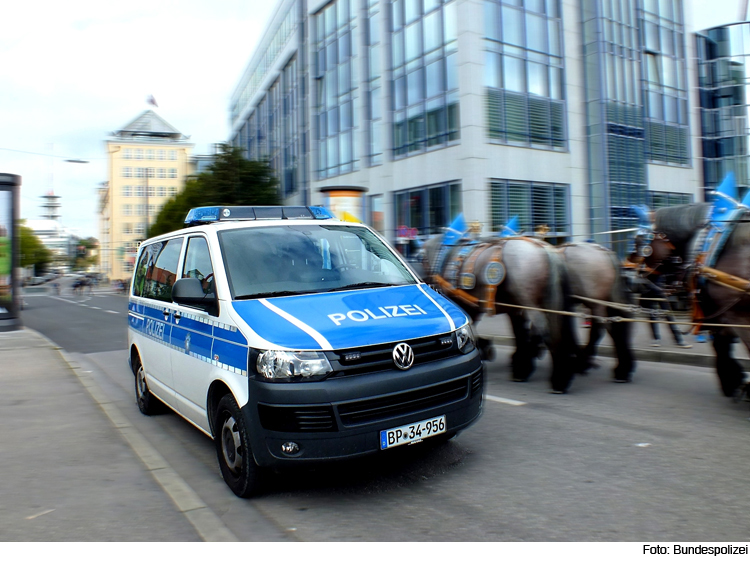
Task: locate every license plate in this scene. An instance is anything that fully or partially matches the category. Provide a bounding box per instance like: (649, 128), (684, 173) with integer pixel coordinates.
(380, 415), (446, 450)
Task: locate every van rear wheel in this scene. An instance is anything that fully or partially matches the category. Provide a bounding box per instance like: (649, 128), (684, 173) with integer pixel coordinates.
(215, 394), (262, 498)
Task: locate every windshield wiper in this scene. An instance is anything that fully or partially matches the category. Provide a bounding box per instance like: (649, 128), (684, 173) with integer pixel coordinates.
(325, 282), (400, 292)
(235, 290), (306, 300)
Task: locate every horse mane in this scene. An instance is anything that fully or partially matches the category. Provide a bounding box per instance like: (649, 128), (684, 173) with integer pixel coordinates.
(653, 203), (711, 249)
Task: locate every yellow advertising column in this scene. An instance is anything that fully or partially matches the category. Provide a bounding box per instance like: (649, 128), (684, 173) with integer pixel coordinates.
(320, 186), (367, 223)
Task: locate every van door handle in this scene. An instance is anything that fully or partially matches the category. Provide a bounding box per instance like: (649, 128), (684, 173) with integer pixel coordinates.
(163, 309), (170, 319)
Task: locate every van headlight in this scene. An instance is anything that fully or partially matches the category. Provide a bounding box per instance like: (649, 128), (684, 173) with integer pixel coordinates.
(256, 350), (333, 382)
(455, 323), (476, 354)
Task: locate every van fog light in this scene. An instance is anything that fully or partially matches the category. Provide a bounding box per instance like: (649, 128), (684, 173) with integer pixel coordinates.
(281, 442), (300, 455)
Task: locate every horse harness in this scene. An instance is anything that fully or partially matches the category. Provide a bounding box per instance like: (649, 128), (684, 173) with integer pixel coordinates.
(643, 209), (750, 327)
(431, 236), (550, 316)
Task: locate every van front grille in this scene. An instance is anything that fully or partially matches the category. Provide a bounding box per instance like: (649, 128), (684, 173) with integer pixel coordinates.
(327, 333), (457, 377)
(337, 377), (469, 427)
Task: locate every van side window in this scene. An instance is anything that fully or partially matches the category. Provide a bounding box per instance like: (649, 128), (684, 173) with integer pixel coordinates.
(182, 237), (215, 294)
(142, 238), (183, 302)
(132, 249), (149, 297)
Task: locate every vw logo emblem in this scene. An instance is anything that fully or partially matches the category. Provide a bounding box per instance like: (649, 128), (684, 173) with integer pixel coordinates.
(392, 342), (415, 370)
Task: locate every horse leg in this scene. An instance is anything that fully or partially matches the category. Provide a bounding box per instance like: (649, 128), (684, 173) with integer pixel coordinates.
(609, 313), (635, 382)
(476, 337), (495, 361)
(548, 311), (577, 394)
(713, 327), (746, 397)
(509, 312), (535, 381)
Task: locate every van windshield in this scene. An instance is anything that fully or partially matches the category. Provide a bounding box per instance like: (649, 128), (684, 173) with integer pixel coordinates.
(218, 225), (417, 300)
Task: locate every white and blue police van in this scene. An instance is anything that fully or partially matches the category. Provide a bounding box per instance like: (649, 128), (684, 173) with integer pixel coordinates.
(128, 205), (483, 497)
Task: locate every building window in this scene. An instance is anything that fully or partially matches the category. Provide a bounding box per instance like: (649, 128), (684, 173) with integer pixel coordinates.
(158, 168), (166, 178)
(123, 223), (133, 235)
(169, 187), (177, 196)
(649, 190), (691, 209)
(314, 0), (358, 179)
(366, 1), (383, 165)
(169, 150), (177, 160)
(281, 57), (300, 197)
(168, 168), (177, 178)
(122, 167), (132, 178)
(640, 0), (689, 165)
(394, 181), (462, 255)
(490, 179), (570, 242)
(158, 149), (166, 160)
(135, 149), (143, 160)
(158, 186), (166, 197)
(123, 205), (132, 216)
(484, 0), (566, 149)
(124, 148), (132, 159)
(122, 186), (133, 197)
(392, 0), (460, 158)
(146, 149), (154, 160)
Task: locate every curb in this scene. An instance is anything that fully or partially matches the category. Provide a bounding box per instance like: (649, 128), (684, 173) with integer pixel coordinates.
(481, 335), (750, 371)
(24, 327), (239, 542)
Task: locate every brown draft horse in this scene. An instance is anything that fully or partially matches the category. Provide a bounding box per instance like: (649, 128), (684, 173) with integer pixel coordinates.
(557, 242), (635, 382)
(642, 202), (750, 398)
(421, 235), (579, 393)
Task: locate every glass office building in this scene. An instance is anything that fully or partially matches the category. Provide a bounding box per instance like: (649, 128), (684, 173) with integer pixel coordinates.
(229, 0), (700, 253)
(697, 23), (750, 199)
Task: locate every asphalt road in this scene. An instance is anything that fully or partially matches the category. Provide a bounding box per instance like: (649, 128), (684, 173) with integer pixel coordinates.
(17, 282), (750, 541)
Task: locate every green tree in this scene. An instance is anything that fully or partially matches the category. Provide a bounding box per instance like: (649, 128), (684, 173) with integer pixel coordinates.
(148, 144), (279, 238)
(73, 238), (99, 271)
(18, 224), (52, 274)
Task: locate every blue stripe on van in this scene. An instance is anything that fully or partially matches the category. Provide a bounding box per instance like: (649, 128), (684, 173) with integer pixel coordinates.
(212, 340), (249, 371)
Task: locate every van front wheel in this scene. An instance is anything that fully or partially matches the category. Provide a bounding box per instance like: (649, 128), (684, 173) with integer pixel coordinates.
(214, 394), (261, 498)
(134, 359), (163, 415)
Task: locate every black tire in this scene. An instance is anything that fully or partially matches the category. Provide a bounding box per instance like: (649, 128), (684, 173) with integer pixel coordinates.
(134, 357), (163, 415)
(214, 394), (262, 498)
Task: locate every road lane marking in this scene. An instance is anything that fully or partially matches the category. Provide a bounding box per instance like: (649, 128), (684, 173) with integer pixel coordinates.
(486, 394), (527, 406)
(106, 310), (119, 314)
(90, 306), (101, 310)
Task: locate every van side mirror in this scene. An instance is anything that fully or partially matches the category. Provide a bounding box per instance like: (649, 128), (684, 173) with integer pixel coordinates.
(172, 277), (218, 316)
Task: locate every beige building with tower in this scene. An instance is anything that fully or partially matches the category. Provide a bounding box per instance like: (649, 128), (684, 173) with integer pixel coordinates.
(99, 110), (194, 281)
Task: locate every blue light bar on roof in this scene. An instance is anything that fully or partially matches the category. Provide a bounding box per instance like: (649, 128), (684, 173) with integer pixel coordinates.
(184, 205), (336, 226)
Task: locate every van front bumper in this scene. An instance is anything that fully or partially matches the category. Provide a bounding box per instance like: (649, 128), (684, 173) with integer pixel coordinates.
(242, 351), (484, 467)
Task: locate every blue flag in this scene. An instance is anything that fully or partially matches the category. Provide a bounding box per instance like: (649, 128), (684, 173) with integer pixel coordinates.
(630, 205), (652, 228)
(499, 216), (519, 237)
(717, 172), (737, 201)
(442, 213), (467, 246)
(712, 173), (740, 224)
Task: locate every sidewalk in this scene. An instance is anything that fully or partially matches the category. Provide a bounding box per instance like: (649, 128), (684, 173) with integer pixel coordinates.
(474, 313), (750, 371)
(0, 328), (202, 541)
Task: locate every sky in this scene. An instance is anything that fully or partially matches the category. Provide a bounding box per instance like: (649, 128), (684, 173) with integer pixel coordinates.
(0, 0), (743, 239)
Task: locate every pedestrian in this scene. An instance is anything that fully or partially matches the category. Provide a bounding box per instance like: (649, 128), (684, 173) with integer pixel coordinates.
(638, 274), (691, 348)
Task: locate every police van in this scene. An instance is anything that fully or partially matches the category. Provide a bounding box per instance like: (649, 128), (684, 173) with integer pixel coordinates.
(128, 205), (483, 497)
